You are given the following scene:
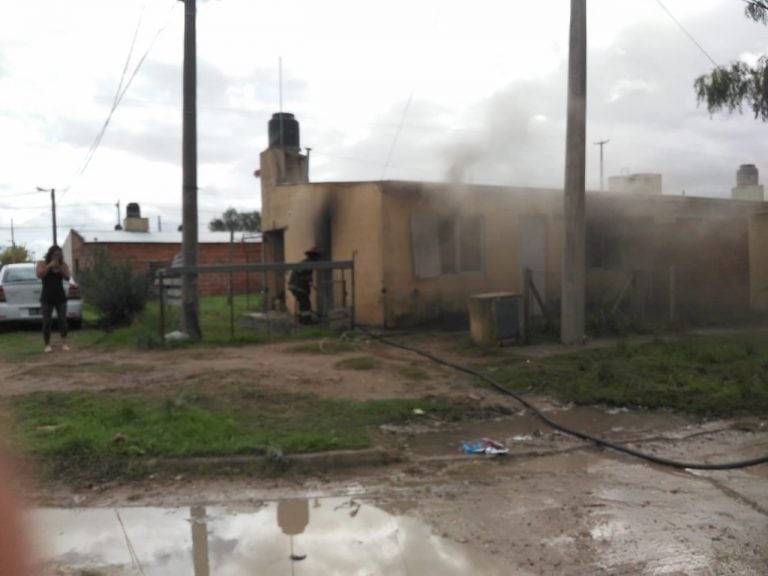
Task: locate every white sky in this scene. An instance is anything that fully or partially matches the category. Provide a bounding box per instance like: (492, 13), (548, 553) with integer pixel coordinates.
(1, 0), (767, 259)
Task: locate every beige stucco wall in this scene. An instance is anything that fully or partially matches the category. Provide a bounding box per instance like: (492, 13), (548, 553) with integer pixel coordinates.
(750, 212), (768, 312)
(260, 154), (385, 324)
(380, 182), (562, 326)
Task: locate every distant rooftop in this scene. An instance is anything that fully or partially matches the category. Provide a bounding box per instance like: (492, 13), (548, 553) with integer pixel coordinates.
(68, 229), (262, 244)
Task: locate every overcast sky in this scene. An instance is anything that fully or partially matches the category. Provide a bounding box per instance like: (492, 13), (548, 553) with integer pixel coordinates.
(2, 0), (768, 259)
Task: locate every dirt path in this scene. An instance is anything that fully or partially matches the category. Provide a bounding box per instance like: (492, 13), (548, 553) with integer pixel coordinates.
(0, 337), (495, 403)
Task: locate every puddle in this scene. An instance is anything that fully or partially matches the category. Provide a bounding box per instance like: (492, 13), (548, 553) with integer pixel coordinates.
(29, 498), (505, 575)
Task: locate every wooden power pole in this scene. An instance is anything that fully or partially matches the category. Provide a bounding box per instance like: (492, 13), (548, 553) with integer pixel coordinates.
(36, 186), (57, 246)
(181, 0), (201, 339)
(561, 0), (587, 345)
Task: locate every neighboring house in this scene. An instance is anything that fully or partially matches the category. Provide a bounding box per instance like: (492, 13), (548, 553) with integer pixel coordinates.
(62, 205), (262, 297)
(258, 113), (768, 327)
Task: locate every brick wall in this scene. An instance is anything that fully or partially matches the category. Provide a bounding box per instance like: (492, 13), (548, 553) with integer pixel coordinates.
(76, 241), (263, 297)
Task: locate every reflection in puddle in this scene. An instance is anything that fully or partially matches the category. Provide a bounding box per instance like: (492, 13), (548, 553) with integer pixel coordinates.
(589, 519), (629, 541)
(31, 498), (502, 575)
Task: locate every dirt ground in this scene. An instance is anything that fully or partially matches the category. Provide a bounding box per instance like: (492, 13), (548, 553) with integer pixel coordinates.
(0, 335), (483, 402)
(3, 334), (768, 575)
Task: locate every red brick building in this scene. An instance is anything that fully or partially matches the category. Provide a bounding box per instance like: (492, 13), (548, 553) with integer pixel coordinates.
(63, 228), (262, 297)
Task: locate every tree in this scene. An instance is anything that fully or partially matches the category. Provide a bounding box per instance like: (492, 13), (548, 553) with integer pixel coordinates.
(695, 2), (768, 119)
(0, 245), (30, 265)
(208, 207), (261, 232)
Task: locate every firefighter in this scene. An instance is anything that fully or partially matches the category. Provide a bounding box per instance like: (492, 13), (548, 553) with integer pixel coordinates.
(288, 246), (321, 323)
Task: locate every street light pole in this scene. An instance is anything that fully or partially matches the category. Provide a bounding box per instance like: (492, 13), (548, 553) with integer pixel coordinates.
(36, 186), (57, 246)
(594, 139), (609, 191)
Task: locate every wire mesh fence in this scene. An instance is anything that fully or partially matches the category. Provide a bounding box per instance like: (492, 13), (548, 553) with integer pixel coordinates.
(155, 260), (355, 342)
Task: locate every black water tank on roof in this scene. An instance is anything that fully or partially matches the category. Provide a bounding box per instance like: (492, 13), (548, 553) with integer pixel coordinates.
(737, 164), (759, 187)
(268, 112), (300, 148)
(126, 202), (141, 218)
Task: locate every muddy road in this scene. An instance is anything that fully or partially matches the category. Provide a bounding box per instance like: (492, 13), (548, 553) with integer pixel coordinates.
(3, 338), (767, 574)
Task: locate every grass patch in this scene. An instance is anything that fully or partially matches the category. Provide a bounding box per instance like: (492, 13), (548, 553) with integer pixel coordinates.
(20, 362), (155, 378)
(395, 363), (432, 381)
(286, 339), (357, 355)
(0, 294), (306, 357)
(0, 293), (352, 358)
(78, 362), (155, 374)
(334, 356), (380, 370)
(0, 327), (48, 361)
(481, 332), (768, 416)
(7, 388), (466, 482)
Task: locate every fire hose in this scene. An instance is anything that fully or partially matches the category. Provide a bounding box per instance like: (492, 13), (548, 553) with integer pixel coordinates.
(361, 328), (768, 470)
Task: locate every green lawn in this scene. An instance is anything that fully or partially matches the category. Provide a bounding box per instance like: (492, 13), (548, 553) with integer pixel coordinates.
(8, 388), (466, 481)
(477, 332), (768, 416)
(0, 293), (332, 360)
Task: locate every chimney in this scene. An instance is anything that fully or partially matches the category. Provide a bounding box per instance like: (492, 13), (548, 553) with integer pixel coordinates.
(123, 202), (149, 232)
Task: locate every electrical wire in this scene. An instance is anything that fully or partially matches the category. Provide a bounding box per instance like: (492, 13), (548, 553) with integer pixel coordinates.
(61, 1), (179, 199)
(0, 190), (47, 200)
(360, 328), (768, 470)
(60, 1), (150, 198)
(653, 0), (719, 67)
(381, 89), (415, 180)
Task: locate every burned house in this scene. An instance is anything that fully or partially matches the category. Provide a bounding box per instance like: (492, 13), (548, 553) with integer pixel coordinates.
(259, 113), (768, 327)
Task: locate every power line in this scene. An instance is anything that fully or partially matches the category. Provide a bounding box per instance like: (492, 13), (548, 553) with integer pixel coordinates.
(0, 190), (46, 200)
(0, 201), (117, 211)
(381, 89), (415, 179)
(653, 0), (718, 67)
(0, 204), (55, 211)
(0, 224), (99, 231)
(60, 0), (149, 199)
(61, 1), (180, 199)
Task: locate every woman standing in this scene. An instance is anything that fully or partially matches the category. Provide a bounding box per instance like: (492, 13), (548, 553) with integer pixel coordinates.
(36, 245), (71, 353)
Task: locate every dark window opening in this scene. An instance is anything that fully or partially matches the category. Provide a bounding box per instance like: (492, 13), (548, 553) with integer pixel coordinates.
(438, 219), (457, 274)
(411, 214), (485, 278)
(459, 215), (483, 272)
(587, 221), (622, 269)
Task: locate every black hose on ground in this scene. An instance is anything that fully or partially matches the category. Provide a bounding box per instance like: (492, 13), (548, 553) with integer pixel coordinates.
(360, 328), (768, 471)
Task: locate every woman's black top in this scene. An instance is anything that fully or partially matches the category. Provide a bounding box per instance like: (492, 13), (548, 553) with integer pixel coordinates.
(41, 268), (67, 304)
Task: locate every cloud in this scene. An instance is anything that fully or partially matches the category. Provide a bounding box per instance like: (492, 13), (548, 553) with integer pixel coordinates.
(367, 2), (768, 196)
(6, 0), (768, 255)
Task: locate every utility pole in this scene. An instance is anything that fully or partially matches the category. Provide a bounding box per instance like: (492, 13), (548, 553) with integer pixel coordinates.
(115, 200), (123, 230)
(594, 139), (609, 191)
(10, 219), (15, 248)
(36, 186), (57, 246)
(561, 0), (587, 346)
(181, 0), (201, 339)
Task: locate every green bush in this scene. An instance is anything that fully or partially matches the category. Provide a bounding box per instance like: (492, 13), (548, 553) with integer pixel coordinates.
(78, 250), (148, 329)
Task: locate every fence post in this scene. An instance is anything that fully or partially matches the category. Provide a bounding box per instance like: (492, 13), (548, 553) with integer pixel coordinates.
(229, 290), (235, 340)
(669, 264), (677, 324)
(523, 267), (532, 344)
(159, 271), (166, 345)
(351, 255), (357, 329)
